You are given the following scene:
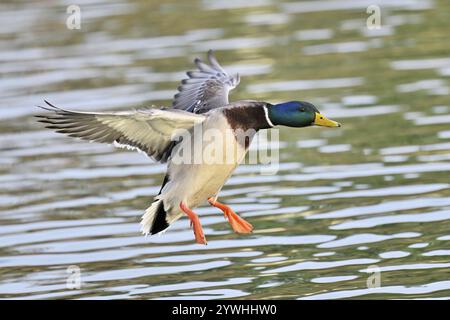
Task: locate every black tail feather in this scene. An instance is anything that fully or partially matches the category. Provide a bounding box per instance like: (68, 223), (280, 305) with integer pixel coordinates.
(150, 200), (169, 235)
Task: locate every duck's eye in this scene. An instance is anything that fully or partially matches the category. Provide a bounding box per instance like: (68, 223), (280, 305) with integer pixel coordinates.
(300, 108), (305, 112)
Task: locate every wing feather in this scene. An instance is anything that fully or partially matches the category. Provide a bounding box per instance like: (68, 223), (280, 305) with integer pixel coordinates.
(172, 50), (240, 113)
(36, 101), (205, 162)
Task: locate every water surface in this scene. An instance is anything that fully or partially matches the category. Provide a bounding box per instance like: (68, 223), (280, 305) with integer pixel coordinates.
(0, 0), (449, 299)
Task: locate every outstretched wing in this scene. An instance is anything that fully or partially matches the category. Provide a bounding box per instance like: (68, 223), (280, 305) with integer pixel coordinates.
(36, 101), (205, 162)
(172, 50), (240, 114)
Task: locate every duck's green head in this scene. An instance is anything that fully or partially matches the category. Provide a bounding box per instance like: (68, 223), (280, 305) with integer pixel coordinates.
(267, 101), (341, 128)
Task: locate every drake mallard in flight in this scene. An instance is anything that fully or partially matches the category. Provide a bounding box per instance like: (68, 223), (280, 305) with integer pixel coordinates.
(37, 50), (341, 245)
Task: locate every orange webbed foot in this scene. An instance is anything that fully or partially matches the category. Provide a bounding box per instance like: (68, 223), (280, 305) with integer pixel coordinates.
(208, 198), (253, 234)
(180, 202), (207, 245)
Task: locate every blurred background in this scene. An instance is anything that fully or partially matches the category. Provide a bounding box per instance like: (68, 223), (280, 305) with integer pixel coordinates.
(0, 0), (449, 299)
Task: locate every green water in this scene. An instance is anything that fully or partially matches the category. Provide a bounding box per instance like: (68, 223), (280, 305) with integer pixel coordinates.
(0, 0), (449, 299)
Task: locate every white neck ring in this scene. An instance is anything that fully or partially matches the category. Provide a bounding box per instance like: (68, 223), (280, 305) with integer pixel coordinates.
(263, 105), (275, 127)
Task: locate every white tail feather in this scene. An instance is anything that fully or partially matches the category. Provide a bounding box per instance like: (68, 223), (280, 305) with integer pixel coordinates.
(140, 199), (163, 236)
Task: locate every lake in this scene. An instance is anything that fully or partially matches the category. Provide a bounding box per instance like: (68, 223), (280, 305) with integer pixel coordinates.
(0, 0), (449, 299)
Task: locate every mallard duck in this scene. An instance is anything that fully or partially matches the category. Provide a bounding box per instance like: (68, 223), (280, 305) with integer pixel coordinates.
(37, 50), (340, 245)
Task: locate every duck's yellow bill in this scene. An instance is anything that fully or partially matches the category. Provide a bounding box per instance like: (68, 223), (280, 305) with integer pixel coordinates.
(313, 112), (341, 127)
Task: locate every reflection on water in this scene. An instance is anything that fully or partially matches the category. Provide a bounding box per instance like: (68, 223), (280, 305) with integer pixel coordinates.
(0, 0), (449, 299)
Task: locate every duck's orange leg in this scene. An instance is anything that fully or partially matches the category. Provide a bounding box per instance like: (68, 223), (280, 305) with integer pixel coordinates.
(208, 198), (253, 234)
(180, 202), (207, 245)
